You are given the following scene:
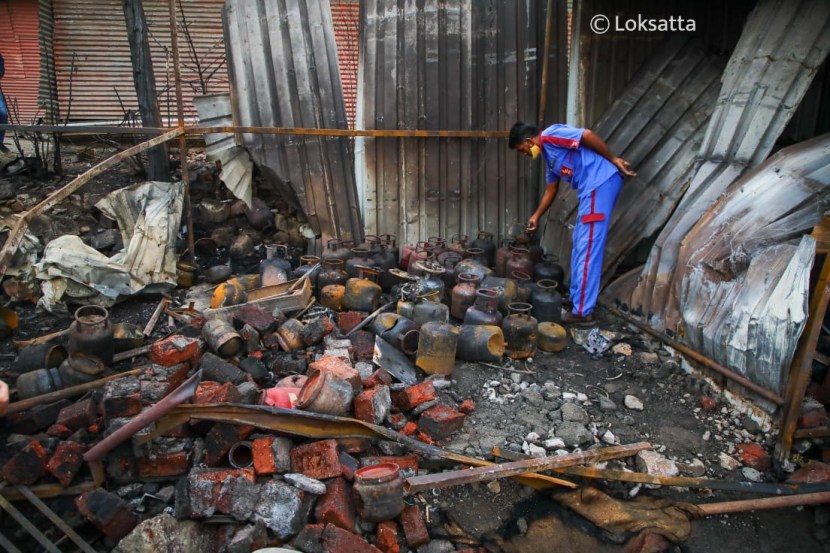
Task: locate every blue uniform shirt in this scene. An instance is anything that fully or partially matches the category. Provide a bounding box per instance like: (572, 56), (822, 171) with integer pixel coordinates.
(540, 124), (619, 197)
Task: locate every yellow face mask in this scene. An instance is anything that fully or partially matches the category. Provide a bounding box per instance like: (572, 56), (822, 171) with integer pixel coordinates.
(529, 144), (542, 160)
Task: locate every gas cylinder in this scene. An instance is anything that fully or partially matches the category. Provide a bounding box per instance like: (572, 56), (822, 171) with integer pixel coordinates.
(322, 238), (348, 262)
(317, 259), (349, 299)
(454, 249), (492, 283)
(480, 275), (518, 315)
(320, 284), (346, 311)
(448, 234), (468, 256)
(531, 279), (562, 323)
(379, 234), (399, 265)
(68, 306), (114, 366)
(463, 288), (504, 326)
(456, 325), (506, 363)
(374, 240), (399, 291)
(343, 267), (382, 312)
(534, 254), (565, 289)
(437, 251), (463, 293)
(353, 463), (404, 522)
(345, 247), (376, 279)
(494, 239), (515, 277)
(502, 303), (538, 359)
(470, 230), (496, 268)
(259, 244), (292, 286)
(537, 321), (567, 352)
(292, 255), (321, 295)
(511, 270), (533, 303)
(414, 260), (446, 300)
(412, 290), (449, 326)
(381, 315), (420, 355)
(407, 244), (435, 276)
(506, 247), (534, 279)
(427, 236), (447, 257)
(415, 322), (460, 376)
(451, 273), (480, 320)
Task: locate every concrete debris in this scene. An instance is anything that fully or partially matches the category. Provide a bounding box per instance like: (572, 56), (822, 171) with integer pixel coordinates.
(624, 395), (644, 411)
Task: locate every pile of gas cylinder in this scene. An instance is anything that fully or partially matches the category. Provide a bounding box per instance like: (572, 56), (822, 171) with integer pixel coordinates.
(292, 232), (569, 376)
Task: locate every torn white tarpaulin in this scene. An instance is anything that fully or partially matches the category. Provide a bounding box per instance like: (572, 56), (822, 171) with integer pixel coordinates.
(35, 181), (184, 312)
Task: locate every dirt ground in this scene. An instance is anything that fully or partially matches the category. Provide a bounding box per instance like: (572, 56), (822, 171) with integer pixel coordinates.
(0, 140), (827, 552)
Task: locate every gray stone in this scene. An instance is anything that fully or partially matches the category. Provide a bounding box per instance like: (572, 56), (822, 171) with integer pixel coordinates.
(417, 539), (456, 553)
(225, 523), (269, 553)
(517, 517), (529, 535)
(253, 480), (315, 540)
(635, 451), (678, 478)
(599, 396), (617, 412)
(556, 422), (593, 447)
(379, 440), (408, 456)
(560, 403), (590, 423)
(113, 514), (218, 553)
(90, 229), (120, 250)
(523, 388), (546, 406)
(283, 473), (327, 495)
(217, 473), (260, 521)
(741, 467), (763, 483)
(546, 409), (563, 423)
(678, 458), (707, 477)
(624, 395), (644, 411)
(741, 416), (762, 435)
(354, 361), (374, 380)
(718, 453), (741, 471)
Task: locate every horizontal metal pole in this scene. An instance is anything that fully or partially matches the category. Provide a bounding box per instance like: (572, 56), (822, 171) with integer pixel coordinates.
(697, 491), (830, 516)
(0, 123), (165, 134)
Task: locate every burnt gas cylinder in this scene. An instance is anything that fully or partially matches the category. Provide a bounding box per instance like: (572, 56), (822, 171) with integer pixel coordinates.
(260, 244), (292, 286)
(292, 255), (321, 294)
(176, 260), (198, 288)
(451, 273), (480, 320)
(374, 241), (399, 291)
(428, 236), (447, 257)
(511, 270), (533, 303)
(456, 325), (506, 363)
(353, 463), (404, 522)
(68, 305), (114, 366)
(502, 303), (538, 359)
(322, 238), (346, 262)
(16, 368), (63, 400)
(296, 369), (354, 416)
(412, 290), (449, 327)
(531, 279), (562, 323)
(203, 318), (243, 357)
(415, 322), (459, 376)
(480, 275), (518, 315)
(360, 234), (382, 255)
(534, 254), (565, 288)
(407, 247), (435, 277)
(448, 234), (468, 256)
(345, 247), (376, 279)
(381, 315), (420, 355)
(370, 312), (400, 336)
(506, 247), (534, 279)
(318, 259), (349, 294)
(453, 250), (492, 283)
(463, 288), (504, 326)
(379, 234), (399, 265)
(538, 322), (567, 352)
(494, 239), (515, 277)
(17, 343), (67, 373)
(528, 241), (544, 264)
(414, 260), (446, 300)
(399, 242), (418, 270)
(470, 230), (496, 267)
(320, 284), (346, 311)
(436, 251), (463, 293)
(58, 352), (106, 386)
(276, 318), (306, 352)
(343, 269), (382, 312)
(396, 298), (415, 319)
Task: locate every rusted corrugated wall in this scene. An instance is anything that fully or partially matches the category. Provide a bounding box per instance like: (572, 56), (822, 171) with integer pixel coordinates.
(0, 0), (41, 125)
(38, 0), (59, 124)
(51, 0), (229, 122)
(357, 0), (569, 245)
(223, 0), (362, 244)
(330, 0), (359, 129)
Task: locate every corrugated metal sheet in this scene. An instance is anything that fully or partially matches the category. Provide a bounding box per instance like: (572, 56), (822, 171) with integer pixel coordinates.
(192, 92), (253, 207)
(331, 0), (359, 129)
(51, 0), (229, 122)
(357, 0), (569, 245)
(0, 0), (42, 124)
(623, 0), (830, 333)
(674, 135), (830, 396)
(38, 0), (59, 123)
(542, 35), (725, 284)
(223, 0), (362, 244)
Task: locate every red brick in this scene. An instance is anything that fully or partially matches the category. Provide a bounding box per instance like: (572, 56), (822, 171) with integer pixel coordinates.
(362, 455), (420, 476)
(137, 451), (190, 478)
(337, 437), (373, 454)
(293, 523), (325, 553)
(2, 440), (49, 485)
(349, 330), (375, 362)
(314, 477), (356, 532)
(376, 520), (401, 553)
(736, 443), (771, 472)
(458, 399), (476, 414)
(821, 448), (830, 464)
(798, 408), (828, 429)
(102, 377), (142, 420)
(233, 305), (280, 333)
(353, 385), (391, 424)
(338, 311), (367, 334)
(322, 523), (383, 553)
(194, 381), (243, 404)
(455, 550), (487, 553)
(309, 355), (362, 393)
(204, 424), (255, 466)
(76, 488), (139, 541)
(46, 424), (73, 439)
(46, 441), (85, 487)
(396, 381), (436, 412)
(148, 334), (203, 367)
(788, 461), (830, 484)
(418, 404), (466, 440)
(401, 422), (418, 436)
(699, 396), (718, 412)
(387, 412), (407, 429)
(363, 368), (393, 389)
(291, 439), (342, 480)
(6, 400), (71, 435)
(252, 436), (278, 475)
(339, 451), (359, 481)
(56, 398), (98, 431)
(399, 505), (430, 548)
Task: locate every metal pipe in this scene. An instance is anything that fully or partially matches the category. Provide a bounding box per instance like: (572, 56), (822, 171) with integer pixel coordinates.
(83, 370), (201, 462)
(403, 442), (651, 493)
(601, 304), (784, 405)
(228, 441), (254, 469)
(696, 491), (830, 516)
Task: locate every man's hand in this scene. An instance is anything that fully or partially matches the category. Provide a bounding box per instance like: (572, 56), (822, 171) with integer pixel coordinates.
(526, 215), (540, 233)
(613, 157), (637, 177)
(0, 380), (9, 417)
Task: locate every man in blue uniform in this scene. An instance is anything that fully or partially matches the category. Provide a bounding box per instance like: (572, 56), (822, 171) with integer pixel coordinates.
(509, 121), (636, 326)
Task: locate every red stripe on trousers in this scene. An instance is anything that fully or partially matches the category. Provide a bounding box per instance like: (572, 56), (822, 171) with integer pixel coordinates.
(578, 191), (596, 315)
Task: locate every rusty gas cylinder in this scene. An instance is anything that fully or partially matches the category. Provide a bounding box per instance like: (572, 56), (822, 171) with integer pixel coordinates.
(58, 352), (106, 387)
(320, 284), (346, 311)
(454, 249), (492, 284)
(292, 255), (321, 294)
(345, 247), (376, 279)
(456, 325), (506, 363)
(428, 236), (447, 257)
(370, 312), (400, 336)
(502, 303), (538, 359)
(480, 275), (518, 315)
(437, 251), (463, 292)
(534, 254), (565, 289)
(16, 368), (64, 400)
(353, 463), (404, 522)
(17, 343), (67, 374)
(415, 321), (459, 376)
(407, 247), (435, 277)
(176, 260), (198, 288)
(463, 288), (504, 326)
(412, 290), (449, 327)
(68, 305), (114, 366)
(343, 267), (382, 312)
(276, 319), (306, 352)
(511, 270), (533, 303)
(537, 322), (567, 352)
(318, 259), (348, 293)
(322, 238), (345, 262)
(203, 318), (243, 357)
(451, 273), (480, 320)
(506, 247), (534, 279)
(470, 231), (496, 267)
(374, 240), (399, 291)
(381, 315), (420, 355)
(448, 234), (468, 256)
(296, 369), (354, 416)
(531, 279), (562, 323)
(494, 239), (515, 277)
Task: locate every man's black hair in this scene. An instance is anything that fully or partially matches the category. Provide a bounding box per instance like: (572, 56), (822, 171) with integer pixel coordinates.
(508, 121), (539, 149)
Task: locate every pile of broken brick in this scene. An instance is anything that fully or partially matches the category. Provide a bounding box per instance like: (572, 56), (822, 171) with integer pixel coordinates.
(0, 300), (481, 553)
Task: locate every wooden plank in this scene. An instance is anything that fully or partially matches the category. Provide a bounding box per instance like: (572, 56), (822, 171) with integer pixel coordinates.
(204, 277), (312, 319)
